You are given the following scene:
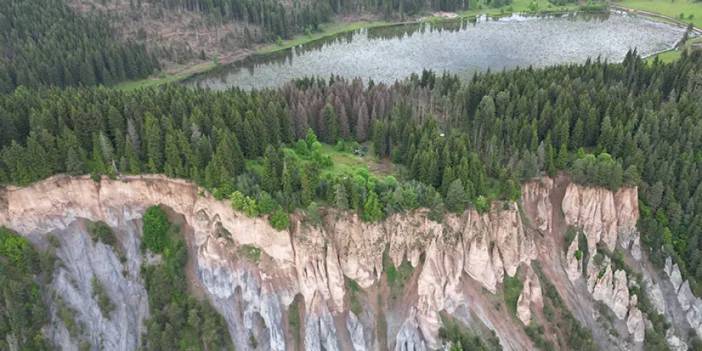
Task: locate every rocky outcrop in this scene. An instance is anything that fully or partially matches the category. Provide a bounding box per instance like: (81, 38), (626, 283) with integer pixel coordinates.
(521, 177), (553, 235)
(0, 175), (538, 350)
(561, 183), (639, 255)
(517, 269), (543, 325)
(45, 220), (149, 351)
(626, 295), (645, 343)
(664, 257), (702, 340)
(0, 174), (665, 350)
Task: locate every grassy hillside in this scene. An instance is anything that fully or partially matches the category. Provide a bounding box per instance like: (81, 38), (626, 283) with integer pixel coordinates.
(615, 0), (702, 27)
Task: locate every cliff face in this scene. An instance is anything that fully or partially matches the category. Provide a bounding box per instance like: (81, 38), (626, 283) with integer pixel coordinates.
(0, 174), (695, 350)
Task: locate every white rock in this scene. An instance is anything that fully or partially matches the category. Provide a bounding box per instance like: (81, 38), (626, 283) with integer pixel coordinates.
(666, 329), (688, 351)
(670, 264), (684, 292)
(643, 275), (666, 315)
(612, 270), (631, 320)
(346, 312), (367, 351)
(678, 281), (695, 311)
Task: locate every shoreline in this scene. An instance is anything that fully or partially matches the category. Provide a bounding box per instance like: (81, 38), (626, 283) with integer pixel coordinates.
(115, 4), (694, 91)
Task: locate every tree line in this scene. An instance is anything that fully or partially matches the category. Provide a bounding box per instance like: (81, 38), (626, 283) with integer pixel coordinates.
(2, 50), (702, 295)
(146, 0), (473, 41)
(0, 0), (159, 93)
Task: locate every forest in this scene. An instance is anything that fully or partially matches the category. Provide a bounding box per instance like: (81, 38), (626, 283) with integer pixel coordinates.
(1, 50), (702, 300)
(0, 0), (159, 93)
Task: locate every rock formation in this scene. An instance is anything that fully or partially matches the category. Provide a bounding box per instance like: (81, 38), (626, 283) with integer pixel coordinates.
(0, 174), (694, 350)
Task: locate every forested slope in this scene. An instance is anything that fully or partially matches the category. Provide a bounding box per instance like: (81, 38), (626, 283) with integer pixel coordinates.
(0, 0), (159, 92)
(2, 51), (702, 298)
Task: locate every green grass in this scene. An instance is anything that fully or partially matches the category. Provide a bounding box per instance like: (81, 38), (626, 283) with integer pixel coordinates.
(319, 144), (397, 178)
(646, 48), (683, 63)
(615, 0), (702, 28)
(113, 61), (218, 91)
(254, 141), (397, 179)
(646, 36), (702, 63)
(455, 0), (582, 19)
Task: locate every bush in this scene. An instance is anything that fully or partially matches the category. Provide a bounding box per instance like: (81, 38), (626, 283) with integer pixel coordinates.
(231, 191), (259, 217)
(503, 275), (524, 316)
(88, 221), (117, 247)
(142, 206), (170, 254)
(0, 227), (34, 268)
(270, 208), (290, 231)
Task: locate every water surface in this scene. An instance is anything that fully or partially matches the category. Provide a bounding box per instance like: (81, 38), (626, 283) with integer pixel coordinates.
(187, 12), (686, 90)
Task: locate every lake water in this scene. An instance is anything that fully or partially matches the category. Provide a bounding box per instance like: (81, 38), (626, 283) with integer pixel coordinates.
(186, 12), (686, 90)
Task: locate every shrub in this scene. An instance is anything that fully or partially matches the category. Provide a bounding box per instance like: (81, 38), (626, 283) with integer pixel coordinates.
(88, 221), (117, 247)
(142, 206), (170, 254)
(270, 208), (290, 231)
(0, 227), (38, 271)
(231, 191), (259, 217)
(503, 275), (524, 316)
(238, 244), (262, 263)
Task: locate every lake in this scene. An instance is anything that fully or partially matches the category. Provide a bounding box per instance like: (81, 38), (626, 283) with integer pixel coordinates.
(186, 11), (687, 90)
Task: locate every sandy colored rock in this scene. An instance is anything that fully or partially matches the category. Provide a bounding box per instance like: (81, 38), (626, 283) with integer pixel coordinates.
(0, 175), (654, 350)
(626, 295), (645, 343)
(517, 269), (543, 325)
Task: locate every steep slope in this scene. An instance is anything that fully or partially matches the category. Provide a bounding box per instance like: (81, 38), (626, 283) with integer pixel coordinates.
(0, 174), (698, 350)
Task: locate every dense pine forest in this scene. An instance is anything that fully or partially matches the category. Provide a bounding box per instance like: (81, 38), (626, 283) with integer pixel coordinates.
(0, 0), (159, 92)
(2, 50), (702, 299)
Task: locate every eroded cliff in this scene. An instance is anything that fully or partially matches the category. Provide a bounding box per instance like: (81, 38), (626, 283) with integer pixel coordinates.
(0, 174), (697, 350)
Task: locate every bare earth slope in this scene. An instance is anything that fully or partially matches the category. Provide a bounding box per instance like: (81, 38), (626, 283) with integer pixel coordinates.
(1, 174), (699, 350)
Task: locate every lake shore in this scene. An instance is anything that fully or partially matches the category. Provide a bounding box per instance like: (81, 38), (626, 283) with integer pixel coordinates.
(115, 2), (695, 91)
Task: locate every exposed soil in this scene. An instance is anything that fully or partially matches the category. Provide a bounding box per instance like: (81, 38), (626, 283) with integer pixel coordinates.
(460, 273), (534, 350)
(68, 0), (265, 69)
(532, 174), (625, 350)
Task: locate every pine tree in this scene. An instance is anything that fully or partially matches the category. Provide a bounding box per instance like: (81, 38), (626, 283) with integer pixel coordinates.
(334, 183), (349, 209)
(445, 179), (467, 213)
(362, 191), (383, 222)
(144, 113), (163, 173)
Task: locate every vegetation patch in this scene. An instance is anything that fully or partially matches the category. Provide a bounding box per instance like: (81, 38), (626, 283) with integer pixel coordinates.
(238, 244), (262, 264)
(92, 276), (115, 318)
(0, 227), (52, 350)
(503, 275), (523, 317)
(288, 294), (304, 348)
(532, 262), (596, 351)
(88, 221), (117, 246)
(383, 249), (414, 300)
(141, 208), (234, 350)
(564, 226), (578, 251)
(439, 313), (502, 351)
(56, 296), (82, 338)
(142, 206), (172, 254)
(346, 277), (364, 316)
